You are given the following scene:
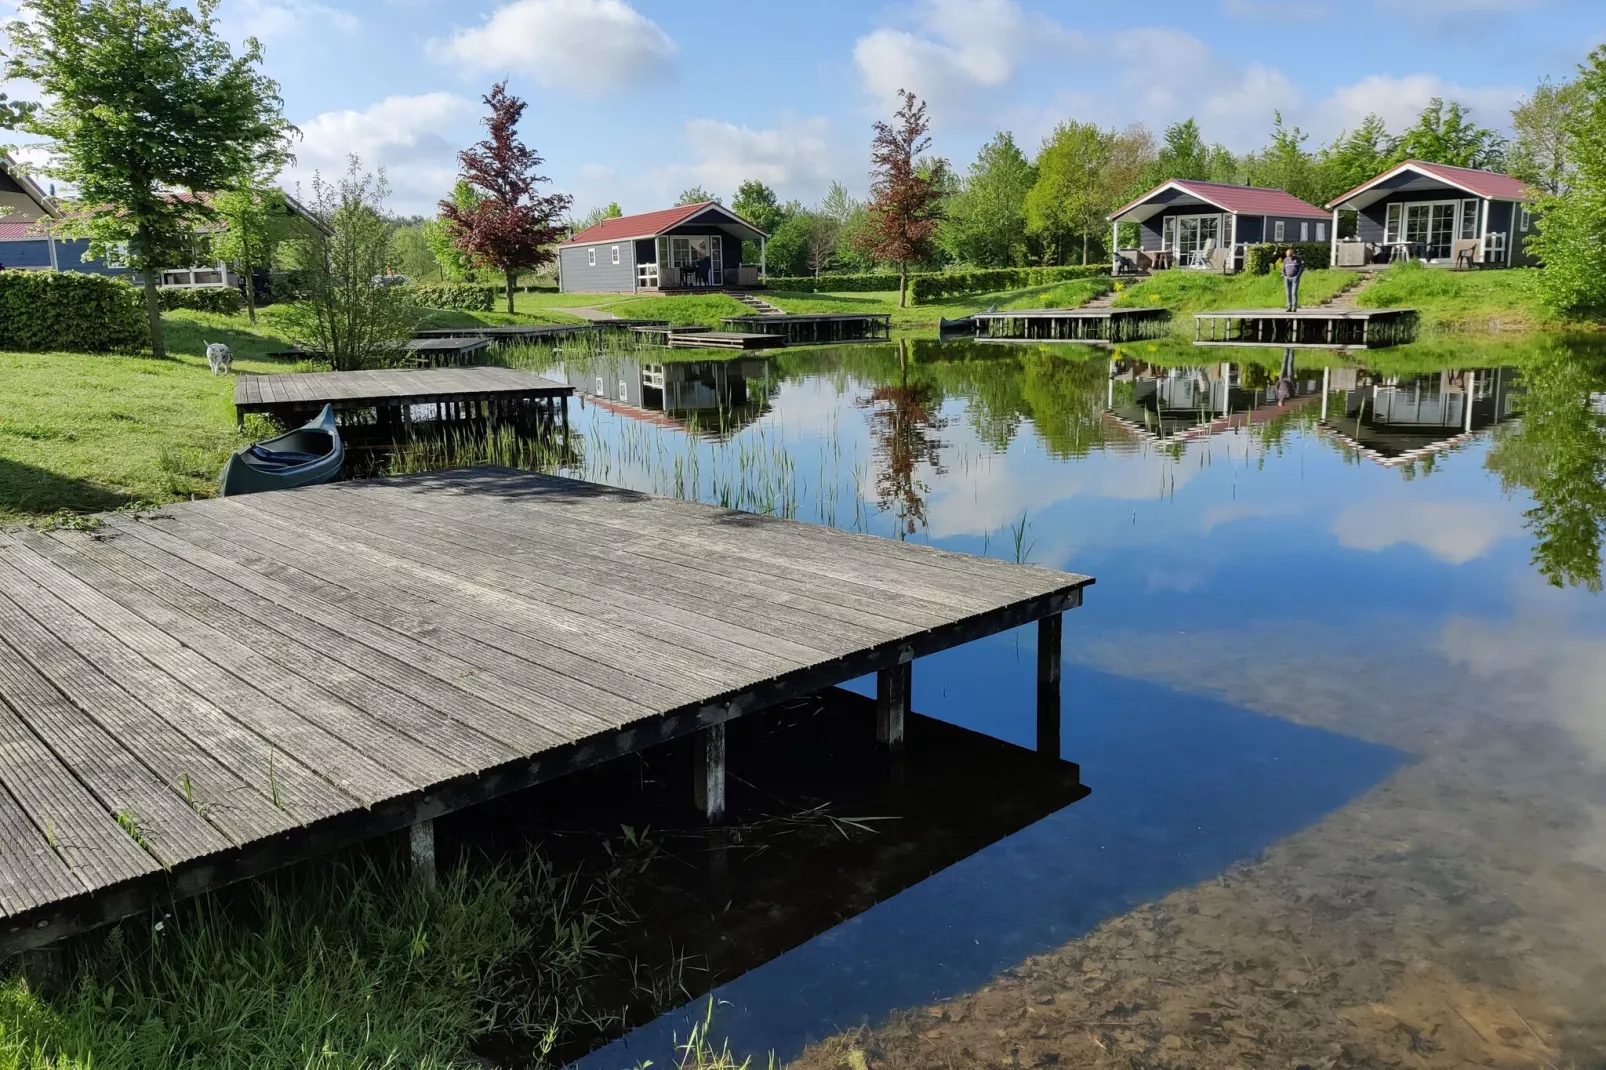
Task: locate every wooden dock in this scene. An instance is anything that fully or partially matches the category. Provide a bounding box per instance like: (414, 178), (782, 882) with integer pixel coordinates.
(722, 313), (892, 345)
(665, 331), (786, 351)
(0, 469), (1092, 952)
(971, 308), (1170, 343)
(233, 367), (573, 431)
(413, 324), (598, 343)
(403, 337), (492, 366)
(1193, 308), (1417, 348)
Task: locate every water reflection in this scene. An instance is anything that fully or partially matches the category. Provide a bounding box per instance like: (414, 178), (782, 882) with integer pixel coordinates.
(1319, 366), (1522, 468)
(558, 354), (777, 439)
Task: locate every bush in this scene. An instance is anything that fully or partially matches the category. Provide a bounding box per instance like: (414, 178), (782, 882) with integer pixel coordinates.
(1244, 242), (1332, 275)
(156, 286), (244, 314)
(909, 265), (1107, 304)
(401, 282), (497, 311)
(0, 271), (148, 352)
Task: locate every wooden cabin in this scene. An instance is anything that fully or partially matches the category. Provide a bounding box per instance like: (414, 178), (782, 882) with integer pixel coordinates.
(557, 201), (769, 293)
(1325, 160), (1536, 269)
(1109, 179), (1330, 274)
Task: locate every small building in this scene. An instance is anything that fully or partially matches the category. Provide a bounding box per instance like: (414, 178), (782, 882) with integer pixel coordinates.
(1109, 180), (1330, 274)
(557, 201), (768, 294)
(1325, 160), (1535, 269)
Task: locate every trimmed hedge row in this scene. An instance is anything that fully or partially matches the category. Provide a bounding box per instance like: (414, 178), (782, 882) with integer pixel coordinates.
(909, 265), (1108, 304)
(1245, 242), (1331, 275)
(158, 286), (245, 314)
(401, 283), (498, 311)
(0, 271), (148, 353)
(764, 272), (905, 293)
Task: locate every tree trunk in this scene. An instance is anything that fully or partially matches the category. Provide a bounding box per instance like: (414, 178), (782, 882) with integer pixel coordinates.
(505, 269), (517, 315)
(898, 261), (908, 308)
(1081, 232), (1089, 266)
(242, 233), (258, 326)
(143, 271), (165, 360)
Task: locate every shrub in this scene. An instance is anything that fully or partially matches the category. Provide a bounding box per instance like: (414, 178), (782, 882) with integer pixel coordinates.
(157, 286), (245, 314)
(0, 271), (148, 352)
(1244, 242), (1332, 275)
(402, 282), (498, 311)
(909, 265), (1107, 304)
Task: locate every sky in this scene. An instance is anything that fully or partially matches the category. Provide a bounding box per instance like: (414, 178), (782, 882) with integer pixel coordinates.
(1, 0), (1602, 216)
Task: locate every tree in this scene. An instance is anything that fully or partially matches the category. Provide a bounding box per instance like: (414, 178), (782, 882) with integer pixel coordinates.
(1531, 46), (1606, 315)
(210, 178), (290, 324)
(281, 157), (420, 371)
(764, 209), (812, 276)
(1509, 76), (1585, 196)
(730, 179), (786, 233)
(854, 90), (945, 307)
(438, 82), (570, 314)
(1149, 118), (1239, 184)
(859, 339), (947, 536)
(1393, 98), (1505, 170)
(574, 201), (622, 232)
(1105, 123), (1159, 249)
(1026, 121), (1112, 265)
(5, 0), (293, 359)
(675, 185), (718, 206)
(1248, 113), (1319, 206)
(1315, 115), (1396, 208)
(939, 131), (1035, 267)
(389, 219), (446, 282)
(803, 211), (840, 276)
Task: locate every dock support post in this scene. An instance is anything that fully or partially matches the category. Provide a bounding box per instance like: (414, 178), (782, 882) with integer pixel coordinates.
(1037, 614), (1063, 759)
(876, 660), (910, 750)
(410, 818), (437, 887)
(19, 947), (64, 995)
(693, 723), (726, 823)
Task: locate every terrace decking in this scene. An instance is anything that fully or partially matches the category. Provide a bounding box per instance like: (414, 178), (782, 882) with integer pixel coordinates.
(1193, 308), (1417, 349)
(721, 313), (892, 345)
(972, 308), (1170, 343)
(0, 469), (1092, 952)
(233, 367), (573, 431)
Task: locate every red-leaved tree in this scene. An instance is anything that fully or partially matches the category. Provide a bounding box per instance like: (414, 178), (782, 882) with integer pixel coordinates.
(440, 82), (571, 313)
(854, 89), (946, 308)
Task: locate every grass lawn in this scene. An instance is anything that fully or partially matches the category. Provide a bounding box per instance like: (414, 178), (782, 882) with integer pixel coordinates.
(768, 278), (1112, 328)
(1354, 263), (1556, 332)
(1111, 268), (1354, 317)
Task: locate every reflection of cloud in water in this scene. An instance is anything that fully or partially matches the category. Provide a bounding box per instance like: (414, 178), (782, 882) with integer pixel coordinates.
(1200, 501), (1298, 534)
(1332, 499), (1522, 564)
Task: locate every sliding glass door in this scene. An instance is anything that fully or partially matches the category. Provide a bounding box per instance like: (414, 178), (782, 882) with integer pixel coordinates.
(1401, 203), (1459, 259)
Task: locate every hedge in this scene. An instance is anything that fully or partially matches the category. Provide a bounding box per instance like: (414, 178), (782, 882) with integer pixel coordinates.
(909, 265), (1108, 304)
(0, 271), (148, 353)
(401, 282), (497, 311)
(1244, 242), (1332, 275)
(157, 286), (245, 314)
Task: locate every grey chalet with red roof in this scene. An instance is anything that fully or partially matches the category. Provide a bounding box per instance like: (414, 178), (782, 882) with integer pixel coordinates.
(1324, 160), (1536, 269)
(557, 201), (769, 294)
(1108, 179), (1331, 275)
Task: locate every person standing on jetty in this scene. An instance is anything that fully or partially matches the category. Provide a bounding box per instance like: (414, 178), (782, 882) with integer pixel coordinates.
(1282, 247), (1304, 312)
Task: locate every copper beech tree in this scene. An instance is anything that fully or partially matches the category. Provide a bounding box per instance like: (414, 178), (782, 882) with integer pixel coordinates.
(855, 89), (946, 308)
(440, 82), (571, 313)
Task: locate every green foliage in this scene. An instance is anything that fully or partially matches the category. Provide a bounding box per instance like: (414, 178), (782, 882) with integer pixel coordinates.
(1150, 118), (1241, 185)
(401, 282), (497, 312)
(764, 271), (906, 292)
(156, 286), (244, 314)
(427, 181), (484, 282)
(1356, 261), (1553, 331)
(1112, 268), (1353, 319)
(209, 181), (297, 322)
(1532, 45), (1606, 315)
(1245, 113), (1322, 207)
(0, 272), (147, 352)
(909, 265), (1107, 304)
(387, 220), (445, 282)
(1509, 76), (1585, 196)
(1243, 242), (1332, 275)
(1393, 97), (1506, 170)
(730, 180), (786, 233)
(1026, 121), (1112, 265)
(675, 186), (718, 206)
(763, 210), (814, 277)
(940, 131), (1035, 268)
(572, 201), (622, 233)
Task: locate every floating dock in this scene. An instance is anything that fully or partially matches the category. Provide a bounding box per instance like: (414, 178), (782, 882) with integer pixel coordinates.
(971, 308), (1170, 343)
(0, 469), (1092, 952)
(666, 331), (786, 351)
(233, 367), (572, 433)
(722, 313), (892, 345)
(402, 337), (492, 367)
(1193, 308), (1417, 348)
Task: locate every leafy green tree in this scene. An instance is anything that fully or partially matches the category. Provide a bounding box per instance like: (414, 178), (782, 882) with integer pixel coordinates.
(1315, 115), (1396, 208)
(427, 181), (482, 281)
(1392, 98), (1505, 169)
(730, 179), (787, 232)
(5, 0), (293, 359)
(389, 219), (445, 282)
(763, 208), (813, 276)
(1247, 112), (1319, 205)
(1531, 46), (1606, 314)
(939, 131), (1035, 267)
(1026, 121), (1111, 264)
(210, 178), (292, 324)
(1151, 118), (1240, 184)
(675, 185), (718, 206)
(573, 201), (622, 232)
(1509, 76), (1585, 195)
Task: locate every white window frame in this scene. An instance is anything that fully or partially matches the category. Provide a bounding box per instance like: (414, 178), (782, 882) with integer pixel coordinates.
(587, 247), (596, 267)
(1273, 220), (1285, 242)
(1399, 199), (1464, 259)
(611, 244), (620, 264)
(1384, 202), (1403, 244)
(1519, 205), (1531, 232)
(1315, 221), (1327, 242)
(1165, 213), (1221, 256)
(1459, 200), (1479, 240)
(1300, 221), (1309, 241)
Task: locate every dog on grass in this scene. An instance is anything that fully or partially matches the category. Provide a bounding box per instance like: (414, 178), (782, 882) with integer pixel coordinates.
(205, 341), (233, 375)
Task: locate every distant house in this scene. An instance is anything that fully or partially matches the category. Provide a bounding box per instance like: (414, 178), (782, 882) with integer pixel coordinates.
(0, 153), (323, 287)
(1325, 160), (1535, 269)
(1109, 180), (1330, 274)
(557, 201), (768, 294)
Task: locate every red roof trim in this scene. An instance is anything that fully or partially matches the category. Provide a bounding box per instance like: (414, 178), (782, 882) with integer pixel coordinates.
(1110, 179), (1328, 221)
(1324, 160), (1532, 209)
(562, 201), (768, 245)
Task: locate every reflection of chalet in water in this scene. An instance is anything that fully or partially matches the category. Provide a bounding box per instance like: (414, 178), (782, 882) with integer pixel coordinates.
(1103, 359), (1323, 442)
(563, 356), (776, 438)
(1318, 367), (1520, 466)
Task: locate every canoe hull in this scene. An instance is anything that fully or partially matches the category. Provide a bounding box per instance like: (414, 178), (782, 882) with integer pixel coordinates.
(220, 404), (345, 497)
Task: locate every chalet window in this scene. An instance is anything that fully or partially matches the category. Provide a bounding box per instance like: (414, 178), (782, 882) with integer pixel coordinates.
(611, 245), (620, 264)
(671, 236), (694, 267)
(1384, 203), (1403, 244)
(1316, 222), (1327, 241)
(1161, 216), (1177, 252)
(1299, 221), (1309, 241)
(587, 248), (596, 266)
(1519, 206), (1531, 232)
(1459, 200), (1479, 239)
(1273, 220), (1285, 242)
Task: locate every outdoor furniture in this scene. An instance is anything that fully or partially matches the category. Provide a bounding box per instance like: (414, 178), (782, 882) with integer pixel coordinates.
(1113, 249), (1144, 275)
(1150, 250), (1175, 271)
(1186, 239), (1216, 270)
(678, 266), (698, 288)
(1384, 241), (1421, 263)
(1335, 241), (1369, 268)
(1452, 238), (1480, 270)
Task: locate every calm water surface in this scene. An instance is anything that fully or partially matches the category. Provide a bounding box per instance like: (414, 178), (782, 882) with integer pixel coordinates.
(540, 336), (1606, 1069)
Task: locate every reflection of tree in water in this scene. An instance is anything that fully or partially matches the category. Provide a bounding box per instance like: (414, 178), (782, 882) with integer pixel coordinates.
(858, 340), (947, 536)
(1485, 342), (1606, 591)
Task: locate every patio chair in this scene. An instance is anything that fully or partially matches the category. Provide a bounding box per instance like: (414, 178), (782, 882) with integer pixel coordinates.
(1187, 239), (1215, 270)
(1452, 238), (1479, 270)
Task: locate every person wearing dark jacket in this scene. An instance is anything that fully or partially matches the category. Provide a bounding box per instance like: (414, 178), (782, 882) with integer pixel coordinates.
(1282, 248), (1304, 311)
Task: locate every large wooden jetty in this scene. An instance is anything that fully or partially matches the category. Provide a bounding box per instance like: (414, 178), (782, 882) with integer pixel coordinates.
(233, 367), (572, 432)
(971, 308), (1170, 343)
(0, 469), (1092, 952)
(722, 313), (892, 345)
(1193, 308), (1417, 348)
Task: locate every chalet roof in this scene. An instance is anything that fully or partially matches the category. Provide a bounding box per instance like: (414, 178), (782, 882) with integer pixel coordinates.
(1111, 179), (1329, 223)
(1325, 160), (1533, 210)
(563, 201), (768, 245)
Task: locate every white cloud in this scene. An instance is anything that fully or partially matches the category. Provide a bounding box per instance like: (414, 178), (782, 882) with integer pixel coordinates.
(427, 0), (674, 96)
(648, 116), (839, 205)
(1332, 499), (1522, 565)
(284, 93), (476, 216)
(1316, 73), (1523, 139)
(221, 0), (357, 41)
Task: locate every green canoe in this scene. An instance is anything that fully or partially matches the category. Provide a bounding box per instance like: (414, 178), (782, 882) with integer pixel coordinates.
(219, 404), (345, 497)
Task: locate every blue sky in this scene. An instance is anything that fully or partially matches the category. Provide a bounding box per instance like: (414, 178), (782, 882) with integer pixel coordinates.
(2, 0), (1601, 215)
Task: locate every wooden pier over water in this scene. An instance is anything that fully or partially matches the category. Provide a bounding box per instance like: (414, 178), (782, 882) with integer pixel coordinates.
(971, 308), (1170, 343)
(0, 470), (1092, 952)
(233, 367), (573, 432)
(1193, 308), (1417, 348)
(722, 313), (892, 345)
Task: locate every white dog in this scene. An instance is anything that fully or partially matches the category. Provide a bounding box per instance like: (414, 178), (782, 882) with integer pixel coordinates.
(205, 341), (233, 375)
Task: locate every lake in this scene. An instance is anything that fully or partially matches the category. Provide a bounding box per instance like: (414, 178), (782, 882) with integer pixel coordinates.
(526, 334), (1606, 1068)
